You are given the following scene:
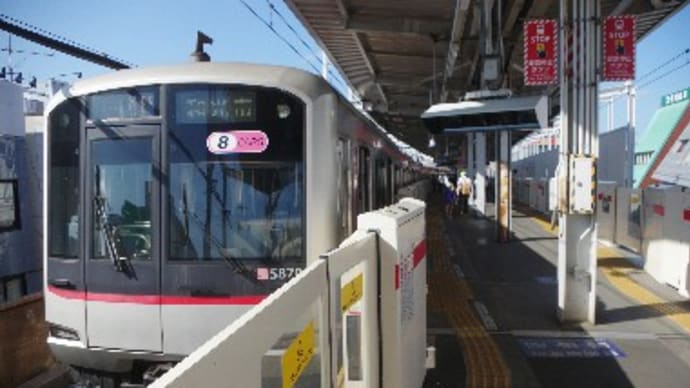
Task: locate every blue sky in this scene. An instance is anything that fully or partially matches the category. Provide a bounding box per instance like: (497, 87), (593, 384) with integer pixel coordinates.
(0, 1), (340, 87)
(601, 4), (690, 136)
(1, 0), (689, 141)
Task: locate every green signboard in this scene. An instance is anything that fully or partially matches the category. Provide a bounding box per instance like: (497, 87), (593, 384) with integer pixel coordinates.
(661, 87), (690, 107)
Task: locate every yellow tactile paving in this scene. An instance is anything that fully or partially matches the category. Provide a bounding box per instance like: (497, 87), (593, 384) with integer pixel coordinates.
(598, 245), (690, 333)
(427, 205), (511, 388)
(519, 207), (690, 334)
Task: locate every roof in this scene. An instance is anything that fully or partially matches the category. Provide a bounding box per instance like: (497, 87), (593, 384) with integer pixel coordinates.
(421, 94), (548, 134)
(286, 0), (689, 152)
(653, 121), (690, 187)
(633, 98), (690, 187)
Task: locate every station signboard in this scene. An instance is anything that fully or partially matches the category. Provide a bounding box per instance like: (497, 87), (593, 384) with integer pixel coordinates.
(603, 15), (636, 81)
(524, 19), (558, 85)
(661, 87), (690, 107)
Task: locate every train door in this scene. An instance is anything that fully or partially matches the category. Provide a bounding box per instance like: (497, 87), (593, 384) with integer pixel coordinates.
(84, 125), (162, 352)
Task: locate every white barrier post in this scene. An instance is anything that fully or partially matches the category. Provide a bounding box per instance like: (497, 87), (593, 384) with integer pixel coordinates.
(676, 192), (690, 296)
(357, 198), (427, 388)
(150, 197), (429, 388)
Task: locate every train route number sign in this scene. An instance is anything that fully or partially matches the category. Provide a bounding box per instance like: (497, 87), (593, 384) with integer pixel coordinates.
(206, 130), (269, 154)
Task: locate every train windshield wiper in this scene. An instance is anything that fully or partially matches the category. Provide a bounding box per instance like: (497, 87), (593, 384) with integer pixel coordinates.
(93, 194), (130, 271)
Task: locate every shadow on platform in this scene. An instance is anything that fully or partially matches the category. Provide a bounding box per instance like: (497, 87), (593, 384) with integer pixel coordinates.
(426, 191), (642, 388)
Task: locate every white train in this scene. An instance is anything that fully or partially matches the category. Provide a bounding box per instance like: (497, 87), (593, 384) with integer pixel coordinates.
(43, 62), (429, 385)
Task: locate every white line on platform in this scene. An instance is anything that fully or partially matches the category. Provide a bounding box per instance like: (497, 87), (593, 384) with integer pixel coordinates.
(510, 330), (657, 340)
(473, 301), (498, 331)
(428, 328), (659, 340)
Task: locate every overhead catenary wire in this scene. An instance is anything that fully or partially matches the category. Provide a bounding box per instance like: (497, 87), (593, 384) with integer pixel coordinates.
(240, 0), (349, 91)
(600, 47), (690, 108)
(637, 47), (690, 82)
(272, 0), (350, 91)
(239, 1), (320, 73)
(0, 13), (135, 67)
(638, 58), (690, 90)
(268, 1), (317, 55)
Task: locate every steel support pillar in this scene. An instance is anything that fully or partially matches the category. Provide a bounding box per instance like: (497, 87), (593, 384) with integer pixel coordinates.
(467, 133), (475, 205)
(475, 133), (487, 215)
(626, 82), (636, 187)
(556, 0), (599, 324)
(496, 130), (511, 242)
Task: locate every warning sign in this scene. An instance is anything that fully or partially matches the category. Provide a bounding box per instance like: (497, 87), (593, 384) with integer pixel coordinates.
(603, 15), (636, 81)
(341, 273), (363, 313)
(524, 19), (558, 85)
(282, 321), (315, 388)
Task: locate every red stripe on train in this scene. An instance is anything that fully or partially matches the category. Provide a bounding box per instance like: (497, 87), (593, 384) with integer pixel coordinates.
(48, 286), (266, 305)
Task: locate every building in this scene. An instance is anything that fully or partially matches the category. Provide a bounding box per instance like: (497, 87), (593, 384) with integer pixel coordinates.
(634, 87), (690, 188)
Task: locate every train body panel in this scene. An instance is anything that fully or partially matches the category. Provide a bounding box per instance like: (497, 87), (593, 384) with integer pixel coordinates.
(43, 62), (428, 381)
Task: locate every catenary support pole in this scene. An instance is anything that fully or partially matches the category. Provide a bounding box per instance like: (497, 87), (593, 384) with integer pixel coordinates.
(557, 0), (599, 324)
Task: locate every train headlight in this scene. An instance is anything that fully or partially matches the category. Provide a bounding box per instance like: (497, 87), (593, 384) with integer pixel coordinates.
(49, 323), (80, 341)
(277, 103), (291, 119)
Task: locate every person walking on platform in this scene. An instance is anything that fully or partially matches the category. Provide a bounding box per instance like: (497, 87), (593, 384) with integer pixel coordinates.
(440, 174), (456, 217)
(456, 171), (472, 215)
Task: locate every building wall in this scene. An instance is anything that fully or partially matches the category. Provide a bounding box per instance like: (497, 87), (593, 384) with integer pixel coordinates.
(598, 126), (633, 186)
(0, 296), (55, 387)
(512, 128), (631, 186)
(0, 82), (43, 301)
(512, 149), (559, 179)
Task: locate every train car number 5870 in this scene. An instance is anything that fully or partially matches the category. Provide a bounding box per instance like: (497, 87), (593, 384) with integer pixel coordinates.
(256, 267), (303, 281)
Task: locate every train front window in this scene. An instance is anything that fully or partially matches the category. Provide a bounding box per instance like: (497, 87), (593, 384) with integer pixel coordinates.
(167, 85), (304, 263)
(90, 138), (153, 261)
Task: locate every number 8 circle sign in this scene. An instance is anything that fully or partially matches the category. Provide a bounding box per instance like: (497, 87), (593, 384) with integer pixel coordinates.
(206, 130), (270, 154)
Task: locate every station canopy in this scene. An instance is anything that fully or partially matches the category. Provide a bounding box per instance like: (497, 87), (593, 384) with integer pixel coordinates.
(286, 0), (687, 153)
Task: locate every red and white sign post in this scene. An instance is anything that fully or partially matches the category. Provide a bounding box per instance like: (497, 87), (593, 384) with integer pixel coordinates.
(603, 15), (636, 81)
(524, 19), (558, 85)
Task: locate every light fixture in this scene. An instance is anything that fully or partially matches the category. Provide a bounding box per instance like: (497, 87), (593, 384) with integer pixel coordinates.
(277, 103), (291, 119)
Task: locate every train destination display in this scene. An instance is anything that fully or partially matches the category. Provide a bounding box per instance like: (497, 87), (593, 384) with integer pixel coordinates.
(175, 89), (256, 123)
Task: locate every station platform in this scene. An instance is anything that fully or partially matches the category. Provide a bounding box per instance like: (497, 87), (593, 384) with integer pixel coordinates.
(423, 194), (690, 388)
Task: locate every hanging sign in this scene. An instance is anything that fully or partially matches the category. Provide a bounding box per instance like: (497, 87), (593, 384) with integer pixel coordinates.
(524, 19), (558, 85)
(603, 15), (636, 81)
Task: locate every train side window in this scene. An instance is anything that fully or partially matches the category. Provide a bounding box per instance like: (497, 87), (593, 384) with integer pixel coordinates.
(336, 139), (351, 236)
(385, 159), (391, 203)
(374, 158), (387, 208)
(358, 147), (370, 212)
(48, 99), (81, 259)
(0, 179), (20, 232)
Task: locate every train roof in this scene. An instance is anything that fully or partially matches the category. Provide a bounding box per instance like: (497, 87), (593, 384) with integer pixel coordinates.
(47, 61), (428, 165)
(55, 62), (330, 104)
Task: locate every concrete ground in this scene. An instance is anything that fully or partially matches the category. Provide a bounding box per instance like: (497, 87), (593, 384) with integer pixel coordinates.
(424, 199), (690, 388)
